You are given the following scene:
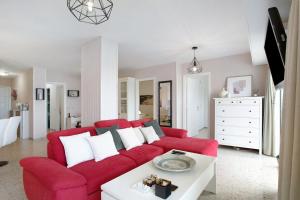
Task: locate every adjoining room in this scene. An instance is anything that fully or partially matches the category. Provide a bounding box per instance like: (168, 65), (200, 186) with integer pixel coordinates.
(1, 0), (299, 200)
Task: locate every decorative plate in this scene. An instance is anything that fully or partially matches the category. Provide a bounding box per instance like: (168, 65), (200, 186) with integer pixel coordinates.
(153, 154), (196, 172)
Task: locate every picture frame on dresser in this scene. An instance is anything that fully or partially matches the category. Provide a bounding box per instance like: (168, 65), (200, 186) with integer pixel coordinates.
(227, 75), (252, 97)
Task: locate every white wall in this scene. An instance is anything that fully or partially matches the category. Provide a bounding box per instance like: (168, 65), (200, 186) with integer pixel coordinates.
(0, 78), (13, 87)
(81, 38), (101, 126)
(121, 53), (267, 135)
(47, 70), (81, 116)
(180, 53), (268, 137)
(12, 69), (33, 136)
(81, 37), (118, 126)
(100, 38), (119, 120)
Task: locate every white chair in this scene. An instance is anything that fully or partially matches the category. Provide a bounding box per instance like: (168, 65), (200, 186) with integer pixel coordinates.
(0, 118), (11, 167)
(0, 118), (9, 148)
(2, 116), (21, 147)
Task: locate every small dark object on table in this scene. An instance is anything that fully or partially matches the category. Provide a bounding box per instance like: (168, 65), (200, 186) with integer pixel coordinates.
(155, 179), (172, 199)
(171, 150), (186, 155)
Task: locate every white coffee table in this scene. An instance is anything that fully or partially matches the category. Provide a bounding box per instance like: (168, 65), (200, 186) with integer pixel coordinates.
(101, 150), (216, 200)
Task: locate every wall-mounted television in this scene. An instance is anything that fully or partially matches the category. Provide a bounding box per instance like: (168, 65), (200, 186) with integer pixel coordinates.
(264, 7), (287, 88)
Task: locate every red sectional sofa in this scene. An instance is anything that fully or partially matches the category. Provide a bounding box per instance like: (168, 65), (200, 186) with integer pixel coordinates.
(20, 119), (218, 200)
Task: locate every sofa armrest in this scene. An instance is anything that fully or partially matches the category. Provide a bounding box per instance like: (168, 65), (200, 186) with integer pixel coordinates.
(161, 127), (188, 138)
(20, 157), (87, 191)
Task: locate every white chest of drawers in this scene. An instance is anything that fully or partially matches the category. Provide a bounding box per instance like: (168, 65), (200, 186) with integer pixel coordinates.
(214, 97), (263, 154)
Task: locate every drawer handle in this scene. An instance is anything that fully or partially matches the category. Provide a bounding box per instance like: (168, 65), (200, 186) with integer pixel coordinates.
(254, 101), (257, 103)
(249, 141), (252, 143)
(249, 121), (252, 124)
(218, 101), (221, 104)
(222, 120), (225, 123)
(249, 110), (252, 112)
(239, 101), (242, 103)
(222, 129), (225, 131)
(222, 138), (225, 141)
(222, 110), (225, 112)
(231, 101), (234, 103)
(249, 131), (252, 133)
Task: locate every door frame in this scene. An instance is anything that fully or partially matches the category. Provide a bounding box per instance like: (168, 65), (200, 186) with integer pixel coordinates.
(182, 72), (211, 137)
(46, 82), (67, 130)
(135, 77), (157, 120)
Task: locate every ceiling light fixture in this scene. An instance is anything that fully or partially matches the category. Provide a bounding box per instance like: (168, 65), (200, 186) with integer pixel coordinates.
(188, 46), (203, 74)
(67, 0), (113, 25)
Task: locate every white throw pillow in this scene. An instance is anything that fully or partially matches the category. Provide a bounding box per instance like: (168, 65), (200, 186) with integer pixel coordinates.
(133, 127), (146, 144)
(117, 127), (142, 150)
(86, 131), (119, 162)
(59, 132), (94, 168)
(140, 126), (160, 144)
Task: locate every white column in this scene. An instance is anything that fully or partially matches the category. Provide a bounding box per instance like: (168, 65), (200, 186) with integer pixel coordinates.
(81, 37), (118, 126)
(32, 67), (47, 139)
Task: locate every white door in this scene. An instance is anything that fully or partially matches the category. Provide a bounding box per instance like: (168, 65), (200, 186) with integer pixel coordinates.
(186, 78), (205, 136)
(0, 87), (11, 119)
(49, 85), (61, 131)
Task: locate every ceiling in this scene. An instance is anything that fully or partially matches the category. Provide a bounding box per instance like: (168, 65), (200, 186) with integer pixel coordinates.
(244, 0), (291, 66)
(0, 0), (291, 74)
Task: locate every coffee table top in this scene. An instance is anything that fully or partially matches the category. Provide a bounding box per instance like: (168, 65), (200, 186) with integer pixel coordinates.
(101, 150), (216, 200)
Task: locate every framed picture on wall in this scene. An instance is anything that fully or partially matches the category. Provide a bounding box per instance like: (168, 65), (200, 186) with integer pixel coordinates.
(227, 75), (252, 97)
(67, 90), (80, 97)
(36, 88), (45, 100)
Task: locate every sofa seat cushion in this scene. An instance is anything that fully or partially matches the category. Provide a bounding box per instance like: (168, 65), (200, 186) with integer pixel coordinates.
(70, 154), (136, 195)
(119, 144), (164, 165)
(151, 137), (218, 157)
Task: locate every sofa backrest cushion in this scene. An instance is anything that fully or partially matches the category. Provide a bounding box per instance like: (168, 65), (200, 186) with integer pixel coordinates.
(47, 127), (97, 166)
(95, 125), (125, 150)
(94, 119), (131, 129)
(129, 118), (152, 127)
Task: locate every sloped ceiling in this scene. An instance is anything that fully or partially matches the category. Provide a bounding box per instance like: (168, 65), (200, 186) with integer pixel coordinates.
(243, 0), (291, 66)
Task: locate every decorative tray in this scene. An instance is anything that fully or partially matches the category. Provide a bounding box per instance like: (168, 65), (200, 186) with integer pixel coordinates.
(153, 154), (196, 172)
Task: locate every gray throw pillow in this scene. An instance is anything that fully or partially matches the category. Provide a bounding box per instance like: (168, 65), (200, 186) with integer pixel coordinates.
(96, 125), (125, 150)
(144, 120), (165, 138)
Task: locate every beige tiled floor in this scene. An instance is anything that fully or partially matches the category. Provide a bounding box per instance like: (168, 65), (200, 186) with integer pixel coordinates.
(0, 139), (278, 200)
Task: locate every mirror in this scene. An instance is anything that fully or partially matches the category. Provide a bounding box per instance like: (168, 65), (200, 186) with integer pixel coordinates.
(158, 81), (172, 127)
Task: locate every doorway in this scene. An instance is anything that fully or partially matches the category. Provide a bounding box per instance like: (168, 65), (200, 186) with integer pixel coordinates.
(136, 78), (156, 120)
(46, 83), (66, 131)
(0, 86), (11, 119)
(183, 73), (211, 138)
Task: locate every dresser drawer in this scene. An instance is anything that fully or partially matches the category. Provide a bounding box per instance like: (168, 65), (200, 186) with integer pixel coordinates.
(215, 125), (259, 137)
(236, 99), (261, 105)
(216, 117), (259, 128)
(215, 99), (262, 106)
(216, 135), (260, 149)
(216, 105), (259, 117)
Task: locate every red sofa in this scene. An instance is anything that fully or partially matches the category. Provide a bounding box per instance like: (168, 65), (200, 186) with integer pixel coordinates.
(20, 119), (218, 200)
